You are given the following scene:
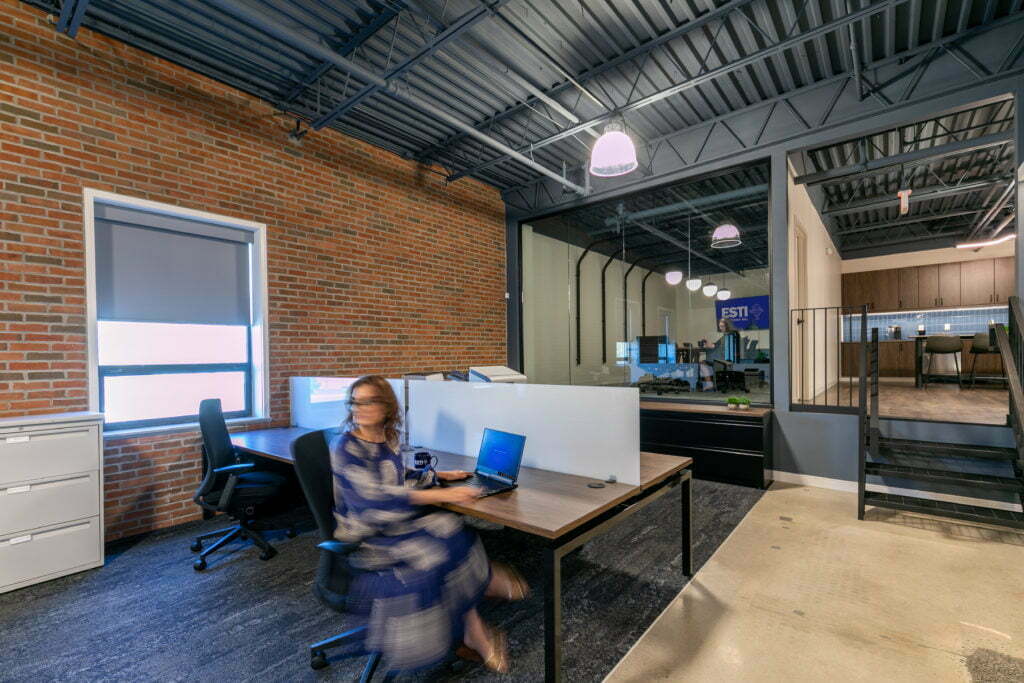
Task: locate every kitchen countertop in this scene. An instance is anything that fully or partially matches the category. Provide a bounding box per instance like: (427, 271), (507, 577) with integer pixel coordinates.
(844, 333), (990, 343)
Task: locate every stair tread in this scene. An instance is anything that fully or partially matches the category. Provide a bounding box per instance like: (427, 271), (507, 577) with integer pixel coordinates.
(865, 462), (1024, 491)
(878, 437), (1017, 460)
(864, 491), (1024, 528)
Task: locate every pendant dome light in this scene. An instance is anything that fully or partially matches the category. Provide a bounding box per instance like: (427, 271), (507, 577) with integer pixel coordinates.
(710, 223), (742, 249)
(717, 275), (732, 301)
(589, 121), (638, 177)
(665, 270), (683, 286)
(702, 282), (718, 297)
(684, 219), (702, 291)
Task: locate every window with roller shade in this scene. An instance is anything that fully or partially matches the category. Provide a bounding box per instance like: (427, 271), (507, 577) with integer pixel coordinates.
(91, 200), (261, 431)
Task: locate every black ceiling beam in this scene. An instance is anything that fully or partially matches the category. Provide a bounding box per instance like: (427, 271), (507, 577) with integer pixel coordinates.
(822, 175), (1012, 216)
(794, 130), (1013, 185)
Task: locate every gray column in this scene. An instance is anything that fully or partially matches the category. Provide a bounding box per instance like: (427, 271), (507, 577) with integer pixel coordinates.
(770, 151), (790, 408)
(1016, 85), (1024, 298)
(506, 213), (523, 371)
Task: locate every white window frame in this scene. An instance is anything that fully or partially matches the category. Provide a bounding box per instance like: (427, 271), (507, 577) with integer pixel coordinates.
(83, 188), (271, 438)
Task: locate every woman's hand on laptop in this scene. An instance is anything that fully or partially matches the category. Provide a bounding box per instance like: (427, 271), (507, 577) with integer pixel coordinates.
(437, 470), (471, 481)
(410, 485), (481, 506)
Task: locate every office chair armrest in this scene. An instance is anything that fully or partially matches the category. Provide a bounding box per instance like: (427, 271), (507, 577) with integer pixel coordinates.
(212, 462), (255, 512)
(212, 462), (255, 474)
(317, 540), (359, 555)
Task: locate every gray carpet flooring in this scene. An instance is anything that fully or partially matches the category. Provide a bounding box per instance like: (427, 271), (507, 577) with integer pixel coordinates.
(0, 479), (762, 682)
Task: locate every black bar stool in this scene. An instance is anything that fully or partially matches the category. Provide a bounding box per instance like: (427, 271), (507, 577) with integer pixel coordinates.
(923, 335), (963, 389)
(968, 331), (1005, 388)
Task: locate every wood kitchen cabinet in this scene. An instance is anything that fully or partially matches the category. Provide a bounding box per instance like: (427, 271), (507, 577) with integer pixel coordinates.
(938, 262), (961, 307)
(994, 257), (1014, 304)
(898, 267), (919, 310)
(918, 264), (940, 309)
(842, 259), (1014, 313)
(961, 259), (995, 306)
(841, 341), (915, 377)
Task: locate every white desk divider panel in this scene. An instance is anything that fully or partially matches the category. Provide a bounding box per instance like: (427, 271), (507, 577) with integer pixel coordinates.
(291, 377), (404, 429)
(407, 382), (640, 485)
(0, 411), (104, 593)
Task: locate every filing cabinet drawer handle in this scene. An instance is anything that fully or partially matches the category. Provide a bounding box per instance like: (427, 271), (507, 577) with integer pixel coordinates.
(3, 475), (89, 495)
(4, 436), (30, 444)
(9, 535), (32, 545)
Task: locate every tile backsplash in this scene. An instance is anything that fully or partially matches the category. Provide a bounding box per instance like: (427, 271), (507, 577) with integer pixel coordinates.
(842, 306), (1008, 342)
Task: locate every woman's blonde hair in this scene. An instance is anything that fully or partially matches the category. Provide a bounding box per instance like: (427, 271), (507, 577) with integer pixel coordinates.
(343, 375), (402, 447)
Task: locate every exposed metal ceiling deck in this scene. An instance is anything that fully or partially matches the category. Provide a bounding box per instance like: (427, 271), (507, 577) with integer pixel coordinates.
(530, 160), (770, 278)
(23, 1), (1024, 191)
(793, 97), (1016, 255)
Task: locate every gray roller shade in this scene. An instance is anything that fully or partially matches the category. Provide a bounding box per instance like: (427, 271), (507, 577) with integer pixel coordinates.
(94, 202), (253, 325)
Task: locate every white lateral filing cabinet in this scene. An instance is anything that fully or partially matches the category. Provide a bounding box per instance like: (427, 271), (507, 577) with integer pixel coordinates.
(0, 412), (104, 593)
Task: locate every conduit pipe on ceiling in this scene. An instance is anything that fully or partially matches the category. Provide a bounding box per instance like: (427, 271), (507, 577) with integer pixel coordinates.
(987, 213), (1017, 239)
(967, 181), (1016, 239)
(205, 0), (587, 196)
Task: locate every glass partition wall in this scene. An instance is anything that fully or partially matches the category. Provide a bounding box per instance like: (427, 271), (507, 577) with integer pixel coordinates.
(521, 160), (772, 405)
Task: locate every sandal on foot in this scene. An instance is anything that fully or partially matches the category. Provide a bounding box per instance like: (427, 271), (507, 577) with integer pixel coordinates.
(490, 563), (531, 602)
(456, 628), (509, 674)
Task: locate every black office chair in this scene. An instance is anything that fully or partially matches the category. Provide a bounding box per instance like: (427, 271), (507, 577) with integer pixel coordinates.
(291, 428), (383, 679)
(191, 398), (292, 570)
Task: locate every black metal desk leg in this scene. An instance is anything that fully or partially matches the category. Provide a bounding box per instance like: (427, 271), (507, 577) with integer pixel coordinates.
(544, 545), (562, 682)
(681, 474), (692, 577)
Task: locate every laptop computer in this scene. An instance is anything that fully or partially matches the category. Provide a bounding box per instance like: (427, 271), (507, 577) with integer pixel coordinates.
(443, 428), (526, 497)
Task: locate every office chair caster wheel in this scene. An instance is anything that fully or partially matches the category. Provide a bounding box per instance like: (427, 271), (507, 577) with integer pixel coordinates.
(193, 559), (207, 571)
(259, 548), (277, 561)
(190, 540), (202, 552)
(310, 650), (328, 670)
(286, 527), (297, 538)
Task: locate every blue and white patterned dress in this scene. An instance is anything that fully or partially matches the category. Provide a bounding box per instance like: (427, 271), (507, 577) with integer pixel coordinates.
(330, 432), (491, 672)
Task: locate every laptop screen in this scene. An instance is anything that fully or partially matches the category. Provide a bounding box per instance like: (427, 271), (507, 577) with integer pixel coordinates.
(476, 428), (526, 483)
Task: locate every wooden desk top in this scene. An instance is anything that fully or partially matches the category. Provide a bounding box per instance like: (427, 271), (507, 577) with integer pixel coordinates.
(232, 426), (316, 463)
(231, 428), (692, 541)
(640, 400), (771, 418)
(432, 451), (691, 539)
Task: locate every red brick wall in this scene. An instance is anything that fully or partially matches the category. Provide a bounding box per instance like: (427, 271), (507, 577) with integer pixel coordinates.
(0, 1), (507, 541)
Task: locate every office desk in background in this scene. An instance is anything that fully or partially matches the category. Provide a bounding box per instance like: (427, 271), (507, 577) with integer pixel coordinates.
(232, 428), (692, 683)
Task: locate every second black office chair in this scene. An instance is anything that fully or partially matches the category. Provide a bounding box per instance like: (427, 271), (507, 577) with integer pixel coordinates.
(191, 398), (293, 570)
(291, 428), (384, 680)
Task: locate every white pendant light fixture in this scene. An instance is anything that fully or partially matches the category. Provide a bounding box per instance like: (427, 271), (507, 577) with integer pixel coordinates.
(702, 282), (718, 297)
(717, 275), (731, 300)
(665, 270), (683, 285)
(589, 121), (638, 177)
(684, 219), (702, 291)
(716, 280), (732, 300)
(710, 223), (742, 249)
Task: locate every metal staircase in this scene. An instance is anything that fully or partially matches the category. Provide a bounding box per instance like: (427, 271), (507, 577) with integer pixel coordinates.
(857, 301), (1024, 530)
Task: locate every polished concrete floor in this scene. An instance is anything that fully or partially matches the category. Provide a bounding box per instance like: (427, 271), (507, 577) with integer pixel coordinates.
(795, 380), (1009, 425)
(608, 484), (1024, 683)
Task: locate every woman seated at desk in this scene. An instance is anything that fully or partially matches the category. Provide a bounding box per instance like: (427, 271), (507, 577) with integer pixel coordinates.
(697, 318), (741, 390)
(330, 375), (528, 675)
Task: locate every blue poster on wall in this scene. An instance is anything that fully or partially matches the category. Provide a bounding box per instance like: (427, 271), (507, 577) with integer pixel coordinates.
(716, 296), (770, 330)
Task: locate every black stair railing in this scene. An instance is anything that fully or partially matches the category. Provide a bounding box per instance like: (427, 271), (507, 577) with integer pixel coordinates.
(991, 296), (1024, 513)
(857, 326), (880, 520)
(789, 304), (867, 412)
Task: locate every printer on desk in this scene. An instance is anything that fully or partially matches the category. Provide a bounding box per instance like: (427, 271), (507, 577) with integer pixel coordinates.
(468, 366), (527, 383)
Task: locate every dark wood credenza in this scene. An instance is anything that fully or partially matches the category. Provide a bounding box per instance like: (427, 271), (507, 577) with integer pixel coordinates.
(639, 401), (772, 489)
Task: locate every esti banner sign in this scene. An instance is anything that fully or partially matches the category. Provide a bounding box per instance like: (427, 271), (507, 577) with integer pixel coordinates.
(716, 295), (770, 330)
